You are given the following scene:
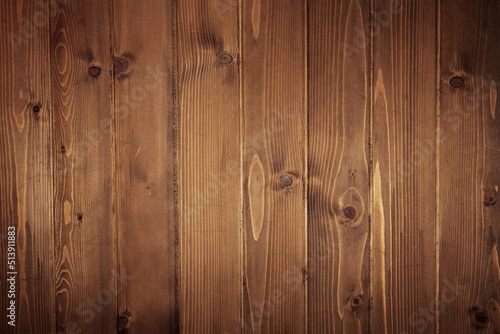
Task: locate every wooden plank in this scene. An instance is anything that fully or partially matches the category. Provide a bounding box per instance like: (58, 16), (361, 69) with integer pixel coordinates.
(176, 0), (242, 332)
(241, 0), (307, 332)
(371, 1), (438, 333)
(307, 0), (370, 332)
(50, 0), (115, 332)
(439, 0), (500, 332)
(112, 0), (176, 332)
(0, 0), (54, 333)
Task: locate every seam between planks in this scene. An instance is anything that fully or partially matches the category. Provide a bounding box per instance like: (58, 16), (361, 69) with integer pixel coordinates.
(171, 0), (180, 332)
(435, 0), (441, 332)
(108, 0), (118, 330)
(303, 0), (308, 332)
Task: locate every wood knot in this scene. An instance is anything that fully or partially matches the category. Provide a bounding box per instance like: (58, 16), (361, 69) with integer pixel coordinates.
(88, 66), (101, 77)
(343, 206), (356, 220)
(118, 310), (132, 333)
(484, 190), (497, 206)
(450, 76), (465, 88)
(279, 175), (294, 187)
(114, 57), (129, 74)
(349, 295), (362, 311)
(33, 105), (40, 113)
(334, 187), (365, 227)
(217, 53), (233, 65)
(470, 307), (489, 328)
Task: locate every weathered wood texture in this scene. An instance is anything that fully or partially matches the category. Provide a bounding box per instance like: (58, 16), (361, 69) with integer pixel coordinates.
(371, 0), (438, 333)
(50, 0), (116, 333)
(0, 0), (54, 333)
(439, 0), (500, 332)
(176, 0), (242, 332)
(242, 0), (307, 332)
(113, 0), (176, 332)
(0, 0), (499, 333)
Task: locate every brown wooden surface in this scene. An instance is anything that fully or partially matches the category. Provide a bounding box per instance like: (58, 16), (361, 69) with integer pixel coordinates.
(307, 0), (370, 332)
(242, 0), (307, 332)
(439, 0), (500, 332)
(1, 0), (500, 333)
(0, 0), (54, 333)
(51, 0), (115, 333)
(371, 0), (438, 333)
(176, 0), (242, 332)
(113, 0), (176, 332)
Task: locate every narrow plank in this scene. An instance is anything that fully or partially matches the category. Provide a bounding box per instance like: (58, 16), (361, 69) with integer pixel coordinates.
(0, 0), (54, 332)
(307, 0), (370, 332)
(112, 0), (176, 332)
(50, 0), (115, 332)
(241, 0), (307, 332)
(439, 0), (500, 332)
(177, 0), (241, 332)
(371, 1), (438, 333)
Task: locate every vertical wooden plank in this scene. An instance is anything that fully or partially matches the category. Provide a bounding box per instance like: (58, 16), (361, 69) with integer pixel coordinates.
(51, 0), (115, 332)
(112, 0), (176, 332)
(439, 0), (500, 332)
(0, 1), (54, 333)
(241, 0), (307, 332)
(307, 0), (370, 332)
(371, 1), (438, 333)
(177, 0), (241, 332)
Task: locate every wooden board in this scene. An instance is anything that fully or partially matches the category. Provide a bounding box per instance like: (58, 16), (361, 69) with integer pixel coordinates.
(439, 0), (500, 332)
(371, 0), (438, 333)
(112, 0), (176, 332)
(0, 0), (54, 333)
(241, 0), (307, 333)
(307, 0), (370, 332)
(176, 0), (242, 332)
(50, 0), (115, 332)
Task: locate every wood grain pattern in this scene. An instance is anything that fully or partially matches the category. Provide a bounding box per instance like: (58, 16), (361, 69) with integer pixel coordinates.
(0, 0), (54, 333)
(242, 0), (307, 332)
(439, 0), (500, 332)
(1, 1), (500, 333)
(51, 0), (115, 332)
(307, 0), (370, 332)
(112, 0), (176, 332)
(176, 0), (242, 332)
(371, 0), (438, 333)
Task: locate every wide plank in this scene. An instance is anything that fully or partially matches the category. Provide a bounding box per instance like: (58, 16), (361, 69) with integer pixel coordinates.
(177, 0), (242, 332)
(371, 0), (438, 333)
(439, 0), (500, 332)
(307, 0), (370, 332)
(0, 0), (54, 332)
(51, 0), (115, 332)
(113, 0), (176, 332)
(241, 0), (307, 332)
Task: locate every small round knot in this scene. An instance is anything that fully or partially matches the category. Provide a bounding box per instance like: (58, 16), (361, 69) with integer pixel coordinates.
(279, 175), (293, 187)
(350, 295), (362, 310)
(343, 206), (356, 220)
(471, 308), (489, 328)
(33, 105), (40, 113)
(450, 76), (465, 88)
(77, 215), (83, 221)
(89, 66), (101, 77)
(218, 53), (233, 65)
(484, 191), (497, 206)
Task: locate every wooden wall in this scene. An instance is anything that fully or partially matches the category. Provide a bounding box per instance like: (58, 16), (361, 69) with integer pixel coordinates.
(0, 0), (499, 333)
